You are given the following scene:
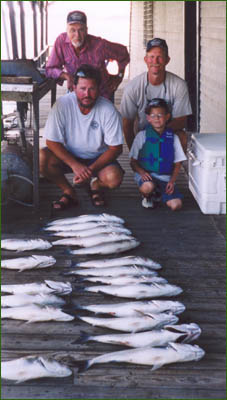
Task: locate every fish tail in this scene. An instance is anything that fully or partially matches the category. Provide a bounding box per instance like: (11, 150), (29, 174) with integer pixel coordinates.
(73, 331), (90, 344)
(77, 360), (91, 373)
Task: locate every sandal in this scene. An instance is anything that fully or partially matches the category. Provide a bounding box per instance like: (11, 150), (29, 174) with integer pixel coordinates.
(52, 193), (78, 211)
(89, 189), (105, 207)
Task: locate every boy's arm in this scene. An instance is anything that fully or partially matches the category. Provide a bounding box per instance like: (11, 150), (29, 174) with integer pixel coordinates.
(166, 162), (182, 194)
(130, 158), (153, 182)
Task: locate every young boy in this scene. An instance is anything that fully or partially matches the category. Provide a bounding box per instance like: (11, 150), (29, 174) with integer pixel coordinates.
(129, 98), (186, 210)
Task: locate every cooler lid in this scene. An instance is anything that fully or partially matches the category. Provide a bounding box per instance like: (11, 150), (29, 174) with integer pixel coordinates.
(191, 133), (226, 156)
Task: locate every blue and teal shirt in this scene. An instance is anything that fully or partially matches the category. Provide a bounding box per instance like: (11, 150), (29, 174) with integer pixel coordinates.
(138, 125), (174, 174)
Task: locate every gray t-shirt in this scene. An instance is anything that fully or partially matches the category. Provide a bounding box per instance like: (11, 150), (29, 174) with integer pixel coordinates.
(44, 92), (123, 159)
(120, 71), (192, 130)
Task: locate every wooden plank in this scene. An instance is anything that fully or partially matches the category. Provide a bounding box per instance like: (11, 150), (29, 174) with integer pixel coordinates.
(1, 76), (33, 84)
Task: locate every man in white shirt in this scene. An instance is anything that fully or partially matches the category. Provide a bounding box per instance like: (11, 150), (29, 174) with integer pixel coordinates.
(120, 38), (192, 152)
(40, 64), (124, 210)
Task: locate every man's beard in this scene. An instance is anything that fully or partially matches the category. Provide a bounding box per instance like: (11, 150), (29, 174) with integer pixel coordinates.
(72, 40), (83, 48)
(78, 97), (96, 109)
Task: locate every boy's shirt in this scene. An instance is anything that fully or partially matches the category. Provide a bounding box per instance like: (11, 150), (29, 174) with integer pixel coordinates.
(129, 128), (187, 182)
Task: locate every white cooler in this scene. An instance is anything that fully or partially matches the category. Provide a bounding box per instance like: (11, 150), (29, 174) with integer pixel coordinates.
(188, 133), (226, 214)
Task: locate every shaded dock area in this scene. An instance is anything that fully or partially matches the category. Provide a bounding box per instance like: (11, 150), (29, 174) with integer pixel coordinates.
(1, 83), (226, 399)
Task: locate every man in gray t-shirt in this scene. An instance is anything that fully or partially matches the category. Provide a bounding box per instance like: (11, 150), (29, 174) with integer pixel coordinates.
(120, 38), (192, 151)
(40, 64), (124, 210)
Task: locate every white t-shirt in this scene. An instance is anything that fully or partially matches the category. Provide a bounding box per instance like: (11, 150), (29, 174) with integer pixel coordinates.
(129, 129), (187, 182)
(44, 92), (123, 159)
(120, 71), (192, 130)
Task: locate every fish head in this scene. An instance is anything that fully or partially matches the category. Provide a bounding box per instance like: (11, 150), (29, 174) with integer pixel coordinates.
(38, 357), (72, 377)
(164, 323), (202, 343)
(167, 342), (205, 361)
(45, 280), (72, 295)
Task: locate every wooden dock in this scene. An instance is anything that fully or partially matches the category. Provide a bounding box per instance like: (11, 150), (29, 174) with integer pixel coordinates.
(1, 83), (226, 399)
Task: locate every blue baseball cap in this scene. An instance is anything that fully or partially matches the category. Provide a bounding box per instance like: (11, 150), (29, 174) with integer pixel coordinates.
(146, 38), (168, 56)
(67, 11), (87, 26)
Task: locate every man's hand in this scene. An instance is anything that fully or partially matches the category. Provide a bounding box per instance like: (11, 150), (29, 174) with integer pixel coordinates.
(59, 72), (74, 92)
(71, 161), (93, 184)
(166, 181), (174, 195)
(107, 74), (124, 92)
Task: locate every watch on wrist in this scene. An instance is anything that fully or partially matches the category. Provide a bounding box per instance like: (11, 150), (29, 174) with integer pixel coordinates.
(118, 72), (124, 78)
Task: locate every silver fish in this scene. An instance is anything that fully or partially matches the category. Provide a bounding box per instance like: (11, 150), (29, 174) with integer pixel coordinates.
(1, 304), (74, 322)
(65, 265), (157, 277)
(47, 213), (124, 226)
(76, 300), (185, 317)
(74, 255), (161, 269)
(1, 280), (72, 296)
(44, 221), (122, 232)
(1, 293), (66, 308)
(1, 356), (72, 383)
(1, 255), (56, 271)
(83, 282), (183, 299)
(77, 312), (178, 332)
(51, 225), (132, 237)
(69, 239), (140, 255)
(52, 233), (134, 248)
(77, 323), (201, 347)
(80, 275), (167, 285)
(1, 238), (52, 251)
(78, 342), (205, 372)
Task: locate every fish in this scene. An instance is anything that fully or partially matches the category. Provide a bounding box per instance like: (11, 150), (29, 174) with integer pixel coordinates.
(52, 233), (135, 248)
(69, 239), (140, 255)
(82, 282), (183, 299)
(1, 304), (74, 322)
(76, 312), (179, 333)
(79, 275), (167, 285)
(77, 323), (201, 347)
(47, 213), (124, 226)
(1, 356), (72, 382)
(1, 255), (56, 271)
(43, 221), (122, 232)
(1, 238), (52, 251)
(77, 342), (205, 372)
(1, 293), (66, 308)
(51, 225), (132, 237)
(76, 300), (185, 317)
(1, 280), (72, 296)
(64, 265), (157, 277)
(74, 255), (161, 269)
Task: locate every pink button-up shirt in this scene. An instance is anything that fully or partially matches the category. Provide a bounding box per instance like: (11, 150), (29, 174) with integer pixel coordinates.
(46, 33), (130, 99)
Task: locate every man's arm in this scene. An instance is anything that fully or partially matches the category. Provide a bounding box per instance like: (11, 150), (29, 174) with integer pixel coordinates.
(89, 145), (123, 174)
(166, 116), (187, 132)
(122, 118), (136, 150)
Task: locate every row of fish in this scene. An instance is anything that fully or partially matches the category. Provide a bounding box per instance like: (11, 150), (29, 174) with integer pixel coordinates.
(1, 213), (142, 257)
(2, 340), (205, 383)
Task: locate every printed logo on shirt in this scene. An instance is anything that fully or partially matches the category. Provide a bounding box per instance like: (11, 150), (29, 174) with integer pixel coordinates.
(90, 121), (99, 130)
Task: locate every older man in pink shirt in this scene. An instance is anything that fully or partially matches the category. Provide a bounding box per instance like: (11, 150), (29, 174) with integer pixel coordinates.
(46, 10), (130, 100)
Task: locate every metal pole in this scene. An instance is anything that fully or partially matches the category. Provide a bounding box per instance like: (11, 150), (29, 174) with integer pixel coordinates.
(18, 1), (26, 59)
(7, 1), (19, 59)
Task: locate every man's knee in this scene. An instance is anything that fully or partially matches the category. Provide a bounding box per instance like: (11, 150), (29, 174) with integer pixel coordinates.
(99, 166), (124, 189)
(166, 198), (182, 211)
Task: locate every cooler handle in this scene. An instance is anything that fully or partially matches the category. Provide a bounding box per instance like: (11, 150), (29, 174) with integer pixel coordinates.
(188, 150), (201, 166)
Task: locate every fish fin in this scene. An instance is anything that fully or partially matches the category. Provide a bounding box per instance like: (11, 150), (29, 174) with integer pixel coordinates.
(134, 310), (154, 319)
(77, 360), (90, 373)
(151, 363), (164, 371)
